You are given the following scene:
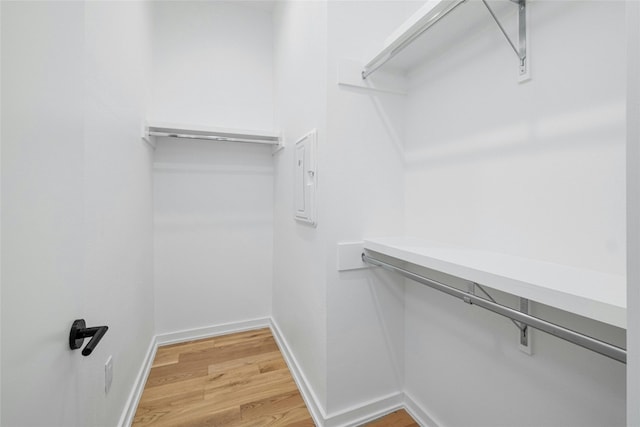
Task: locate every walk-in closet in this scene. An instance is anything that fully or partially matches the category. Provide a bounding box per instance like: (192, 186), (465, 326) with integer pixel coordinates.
(2, 1), (639, 426)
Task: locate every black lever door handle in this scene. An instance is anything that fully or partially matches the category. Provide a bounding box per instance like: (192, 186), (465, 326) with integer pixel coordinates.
(69, 319), (108, 356)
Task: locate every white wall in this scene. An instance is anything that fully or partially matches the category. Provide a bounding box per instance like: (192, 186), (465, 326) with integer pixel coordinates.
(272, 1), (420, 421)
(153, 140), (273, 334)
(405, 1), (625, 274)
(324, 1), (419, 419)
(1, 1), (154, 426)
(81, 3), (155, 425)
(403, 1), (626, 425)
(149, 1), (274, 131)
(272, 0), (330, 413)
(151, 1), (275, 335)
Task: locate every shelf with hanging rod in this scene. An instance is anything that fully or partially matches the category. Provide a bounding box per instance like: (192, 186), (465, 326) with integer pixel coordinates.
(363, 237), (626, 330)
(144, 121), (283, 151)
(361, 242), (626, 364)
(361, 0), (529, 82)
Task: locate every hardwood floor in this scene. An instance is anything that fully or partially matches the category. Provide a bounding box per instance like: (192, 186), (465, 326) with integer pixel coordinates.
(363, 410), (419, 427)
(132, 328), (313, 426)
(132, 328), (419, 427)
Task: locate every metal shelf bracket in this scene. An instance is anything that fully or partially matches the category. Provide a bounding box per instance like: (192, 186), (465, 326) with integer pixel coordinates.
(519, 298), (532, 355)
(473, 282), (532, 354)
(482, 0), (528, 79)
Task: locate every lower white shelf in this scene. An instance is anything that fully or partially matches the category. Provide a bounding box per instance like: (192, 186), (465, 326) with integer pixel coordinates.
(364, 237), (626, 329)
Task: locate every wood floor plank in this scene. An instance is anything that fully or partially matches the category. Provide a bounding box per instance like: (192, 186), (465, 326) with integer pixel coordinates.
(364, 409), (420, 427)
(207, 363), (262, 389)
(212, 328), (273, 347)
(137, 400), (240, 427)
(258, 357), (288, 374)
(181, 406), (242, 427)
(239, 390), (306, 422)
(178, 337), (279, 365)
(207, 350), (283, 376)
(151, 350), (179, 368)
(236, 405), (314, 427)
(275, 420), (316, 427)
(134, 388), (204, 412)
(204, 369), (299, 408)
(158, 338), (218, 357)
(137, 376), (209, 403)
(145, 360), (209, 388)
(132, 329), (313, 427)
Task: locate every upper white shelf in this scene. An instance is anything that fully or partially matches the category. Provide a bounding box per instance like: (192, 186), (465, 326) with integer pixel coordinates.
(362, 0), (464, 77)
(145, 121), (282, 148)
(364, 237), (626, 329)
(361, 0), (527, 80)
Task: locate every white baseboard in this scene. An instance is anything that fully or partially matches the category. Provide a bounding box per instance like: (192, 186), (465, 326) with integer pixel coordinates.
(269, 318), (407, 427)
(324, 392), (404, 427)
(404, 391), (442, 427)
(118, 335), (157, 427)
(119, 317), (438, 427)
(269, 318), (327, 426)
(155, 317), (270, 346)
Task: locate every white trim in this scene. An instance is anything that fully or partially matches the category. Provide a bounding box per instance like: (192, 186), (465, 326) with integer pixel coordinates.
(269, 318), (327, 426)
(269, 318), (407, 427)
(155, 317), (270, 346)
(324, 392), (404, 427)
(404, 391), (442, 427)
(117, 335), (157, 427)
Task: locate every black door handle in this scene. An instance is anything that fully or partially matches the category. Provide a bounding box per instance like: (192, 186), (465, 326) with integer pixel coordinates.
(69, 319), (108, 356)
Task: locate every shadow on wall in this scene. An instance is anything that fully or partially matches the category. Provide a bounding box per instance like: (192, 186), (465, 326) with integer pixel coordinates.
(366, 268), (405, 384)
(337, 83), (407, 165)
(404, 101), (625, 170)
(405, 275), (625, 426)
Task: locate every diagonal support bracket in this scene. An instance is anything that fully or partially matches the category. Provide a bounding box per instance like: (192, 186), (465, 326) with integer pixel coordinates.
(471, 283), (533, 355)
(481, 0), (529, 81)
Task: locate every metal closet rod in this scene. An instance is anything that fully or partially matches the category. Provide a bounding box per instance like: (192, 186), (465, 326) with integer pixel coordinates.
(148, 131), (279, 145)
(361, 253), (627, 364)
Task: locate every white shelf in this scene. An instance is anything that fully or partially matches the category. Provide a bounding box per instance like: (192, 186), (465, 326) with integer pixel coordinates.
(362, 0), (521, 79)
(145, 121), (282, 148)
(364, 237), (626, 329)
(364, 0), (464, 72)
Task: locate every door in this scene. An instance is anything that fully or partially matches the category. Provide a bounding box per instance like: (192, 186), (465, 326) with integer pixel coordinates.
(1, 2), (86, 425)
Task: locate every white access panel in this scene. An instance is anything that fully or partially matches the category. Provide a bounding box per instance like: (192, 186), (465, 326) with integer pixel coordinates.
(294, 129), (317, 226)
